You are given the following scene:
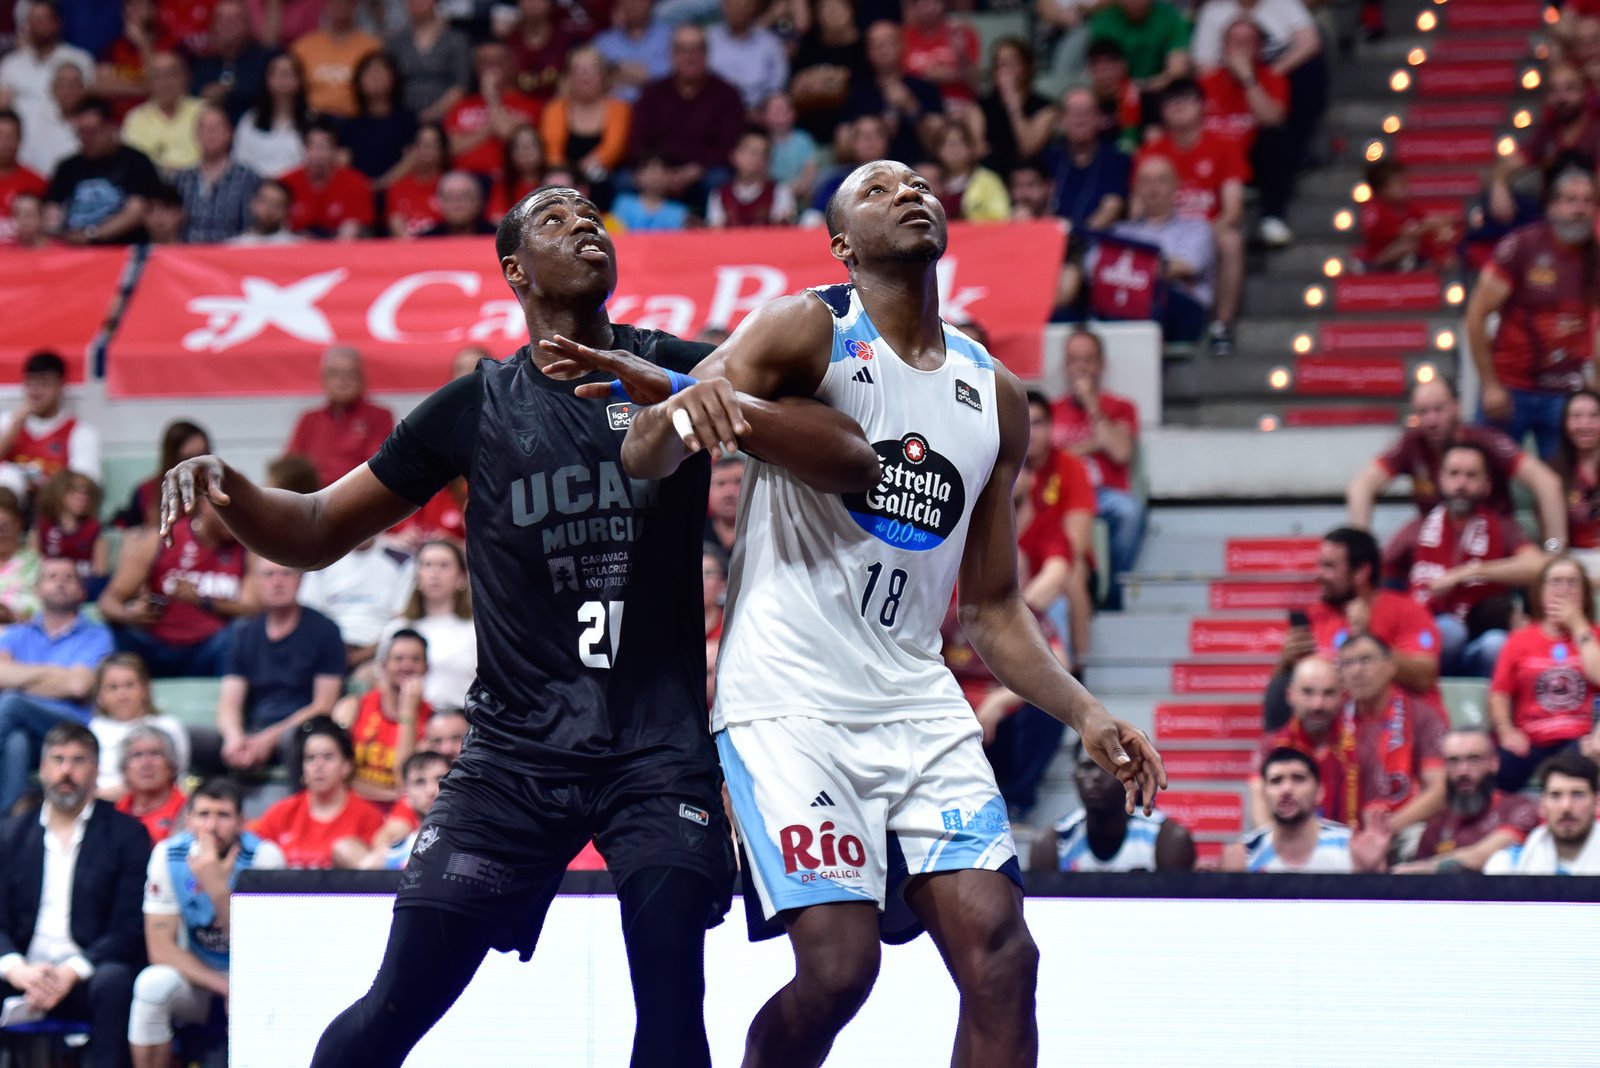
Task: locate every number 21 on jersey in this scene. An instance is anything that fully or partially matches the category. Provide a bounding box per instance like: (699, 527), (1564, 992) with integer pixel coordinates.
(860, 562), (908, 628)
(578, 600), (625, 668)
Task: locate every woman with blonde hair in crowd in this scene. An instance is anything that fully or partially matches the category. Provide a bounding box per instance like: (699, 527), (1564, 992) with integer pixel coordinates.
(379, 539), (475, 710)
(90, 652), (190, 802)
(541, 45), (630, 190)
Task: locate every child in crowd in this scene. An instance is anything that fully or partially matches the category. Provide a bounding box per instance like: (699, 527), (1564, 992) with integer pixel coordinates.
(706, 130), (796, 227)
(760, 92), (817, 205)
(31, 469), (107, 593)
(611, 154), (690, 231)
(1360, 159), (1460, 271)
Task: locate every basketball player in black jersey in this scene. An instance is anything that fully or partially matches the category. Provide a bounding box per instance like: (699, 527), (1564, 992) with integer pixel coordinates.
(159, 187), (881, 1067)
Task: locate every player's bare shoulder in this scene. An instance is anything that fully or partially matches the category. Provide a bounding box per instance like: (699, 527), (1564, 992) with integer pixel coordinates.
(720, 291), (838, 396)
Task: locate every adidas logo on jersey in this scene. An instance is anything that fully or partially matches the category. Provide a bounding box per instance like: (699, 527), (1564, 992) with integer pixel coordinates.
(851, 367), (874, 384)
(809, 791), (836, 808)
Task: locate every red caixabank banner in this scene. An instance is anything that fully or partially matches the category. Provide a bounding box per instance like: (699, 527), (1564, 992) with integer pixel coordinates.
(107, 223), (1065, 397)
(1153, 704), (1262, 742)
(0, 247), (128, 382)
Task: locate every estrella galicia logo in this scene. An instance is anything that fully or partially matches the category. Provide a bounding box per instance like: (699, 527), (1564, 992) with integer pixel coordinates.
(607, 402), (633, 431)
(955, 379), (982, 412)
(845, 338), (875, 361)
(842, 433), (965, 551)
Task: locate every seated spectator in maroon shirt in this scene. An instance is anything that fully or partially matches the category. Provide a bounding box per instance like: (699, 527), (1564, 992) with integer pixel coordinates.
(286, 346), (395, 488)
(1486, 63), (1600, 229)
(97, 496), (256, 677)
(1381, 442), (1546, 677)
(1490, 555), (1600, 790)
(628, 25), (745, 206)
(416, 170), (495, 237)
(705, 130), (795, 227)
(1346, 377), (1566, 541)
(279, 119), (374, 239)
(1268, 527), (1440, 731)
(1389, 729), (1541, 872)
(1554, 389), (1600, 549)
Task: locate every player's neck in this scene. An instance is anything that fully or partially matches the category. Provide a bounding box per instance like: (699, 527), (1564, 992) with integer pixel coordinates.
(1084, 806), (1128, 840)
(1555, 827), (1592, 862)
(852, 267), (945, 370)
(525, 303), (613, 369)
(1271, 816), (1318, 861)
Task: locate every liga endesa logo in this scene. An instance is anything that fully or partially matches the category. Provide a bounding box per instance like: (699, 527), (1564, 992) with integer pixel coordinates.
(779, 820), (867, 883)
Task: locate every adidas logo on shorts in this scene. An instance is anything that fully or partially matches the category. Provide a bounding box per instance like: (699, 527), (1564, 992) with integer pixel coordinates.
(809, 791), (836, 808)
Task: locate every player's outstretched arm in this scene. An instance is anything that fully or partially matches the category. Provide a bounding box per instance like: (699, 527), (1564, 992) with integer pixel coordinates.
(956, 366), (1166, 814)
(541, 296), (880, 492)
(161, 459), (417, 571)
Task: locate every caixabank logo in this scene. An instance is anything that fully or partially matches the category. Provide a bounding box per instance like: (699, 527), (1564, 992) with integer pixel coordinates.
(842, 432), (966, 551)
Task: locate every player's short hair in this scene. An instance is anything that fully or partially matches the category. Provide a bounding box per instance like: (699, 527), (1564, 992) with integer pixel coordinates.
(119, 723), (177, 775)
(495, 185), (589, 262)
(43, 721), (97, 760)
(191, 776), (244, 813)
(824, 180), (849, 239)
(1322, 527), (1380, 586)
(1538, 749), (1599, 793)
(402, 750), (451, 779)
(23, 349), (66, 378)
(1261, 746), (1319, 783)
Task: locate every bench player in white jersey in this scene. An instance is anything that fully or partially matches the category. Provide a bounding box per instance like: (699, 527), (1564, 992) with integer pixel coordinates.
(540, 159), (1166, 1067)
(1033, 742), (1194, 872)
(1222, 748), (1357, 874)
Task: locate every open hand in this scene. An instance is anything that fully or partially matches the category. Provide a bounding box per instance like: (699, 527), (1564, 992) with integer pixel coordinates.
(538, 334), (676, 403)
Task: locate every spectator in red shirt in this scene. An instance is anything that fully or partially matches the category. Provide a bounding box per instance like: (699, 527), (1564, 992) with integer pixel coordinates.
(1332, 632), (1447, 836)
(1466, 168), (1600, 459)
(1390, 728), (1541, 872)
(6, 190), (49, 248)
(1136, 78), (1246, 356)
(1486, 64), (1600, 230)
(1489, 555), (1600, 790)
(285, 346), (395, 488)
(899, 0), (979, 104)
(1554, 389), (1600, 548)
(444, 42), (541, 181)
(1347, 377), (1567, 544)
(384, 122), (447, 239)
(1200, 19), (1292, 245)
(1268, 527), (1440, 730)
(0, 109), (45, 246)
(251, 716), (385, 869)
(1382, 442), (1546, 677)
(1050, 329), (1143, 610)
(280, 119), (374, 239)
(1249, 655), (1341, 826)
(416, 170), (495, 237)
(1358, 160), (1459, 272)
(1026, 389), (1094, 667)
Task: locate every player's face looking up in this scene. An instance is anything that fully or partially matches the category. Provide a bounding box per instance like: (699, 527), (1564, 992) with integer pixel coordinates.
(500, 189), (617, 303)
(1072, 749), (1123, 813)
(830, 162), (948, 268)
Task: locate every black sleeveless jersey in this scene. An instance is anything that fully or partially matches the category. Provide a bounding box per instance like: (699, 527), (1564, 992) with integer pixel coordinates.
(368, 327), (714, 775)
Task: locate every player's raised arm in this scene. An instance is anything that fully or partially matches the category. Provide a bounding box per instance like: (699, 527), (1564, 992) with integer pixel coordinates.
(541, 294), (881, 492)
(161, 460), (416, 571)
(956, 364), (1166, 813)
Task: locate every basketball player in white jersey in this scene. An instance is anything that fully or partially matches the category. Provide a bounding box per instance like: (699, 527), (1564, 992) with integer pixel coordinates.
(540, 159), (1165, 1067)
(1223, 748), (1357, 874)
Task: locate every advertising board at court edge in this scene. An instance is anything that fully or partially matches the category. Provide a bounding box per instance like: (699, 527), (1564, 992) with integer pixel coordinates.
(106, 224), (1064, 397)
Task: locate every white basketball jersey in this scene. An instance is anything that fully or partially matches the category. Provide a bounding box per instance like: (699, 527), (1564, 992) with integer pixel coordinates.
(1051, 810), (1165, 872)
(1242, 820), (1354, 873)
(712, 283), (1001, 729)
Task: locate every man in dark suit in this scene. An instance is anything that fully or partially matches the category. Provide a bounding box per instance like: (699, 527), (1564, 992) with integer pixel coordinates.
(0, 723), (149, 1068)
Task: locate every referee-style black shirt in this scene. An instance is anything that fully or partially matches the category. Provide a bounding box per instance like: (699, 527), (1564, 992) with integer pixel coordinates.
(369, 327), (714, 775)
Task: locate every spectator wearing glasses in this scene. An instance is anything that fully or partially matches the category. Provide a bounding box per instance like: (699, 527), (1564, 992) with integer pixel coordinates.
(1390, 729), (1540, 873)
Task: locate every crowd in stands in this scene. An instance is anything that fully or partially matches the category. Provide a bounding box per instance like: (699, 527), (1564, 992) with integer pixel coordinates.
(0, 0), (1336, 350)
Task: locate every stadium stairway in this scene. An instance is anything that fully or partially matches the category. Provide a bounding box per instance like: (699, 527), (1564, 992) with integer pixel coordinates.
(1022, 502), (1413, 866)
(1161, 0), (1545, 430)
